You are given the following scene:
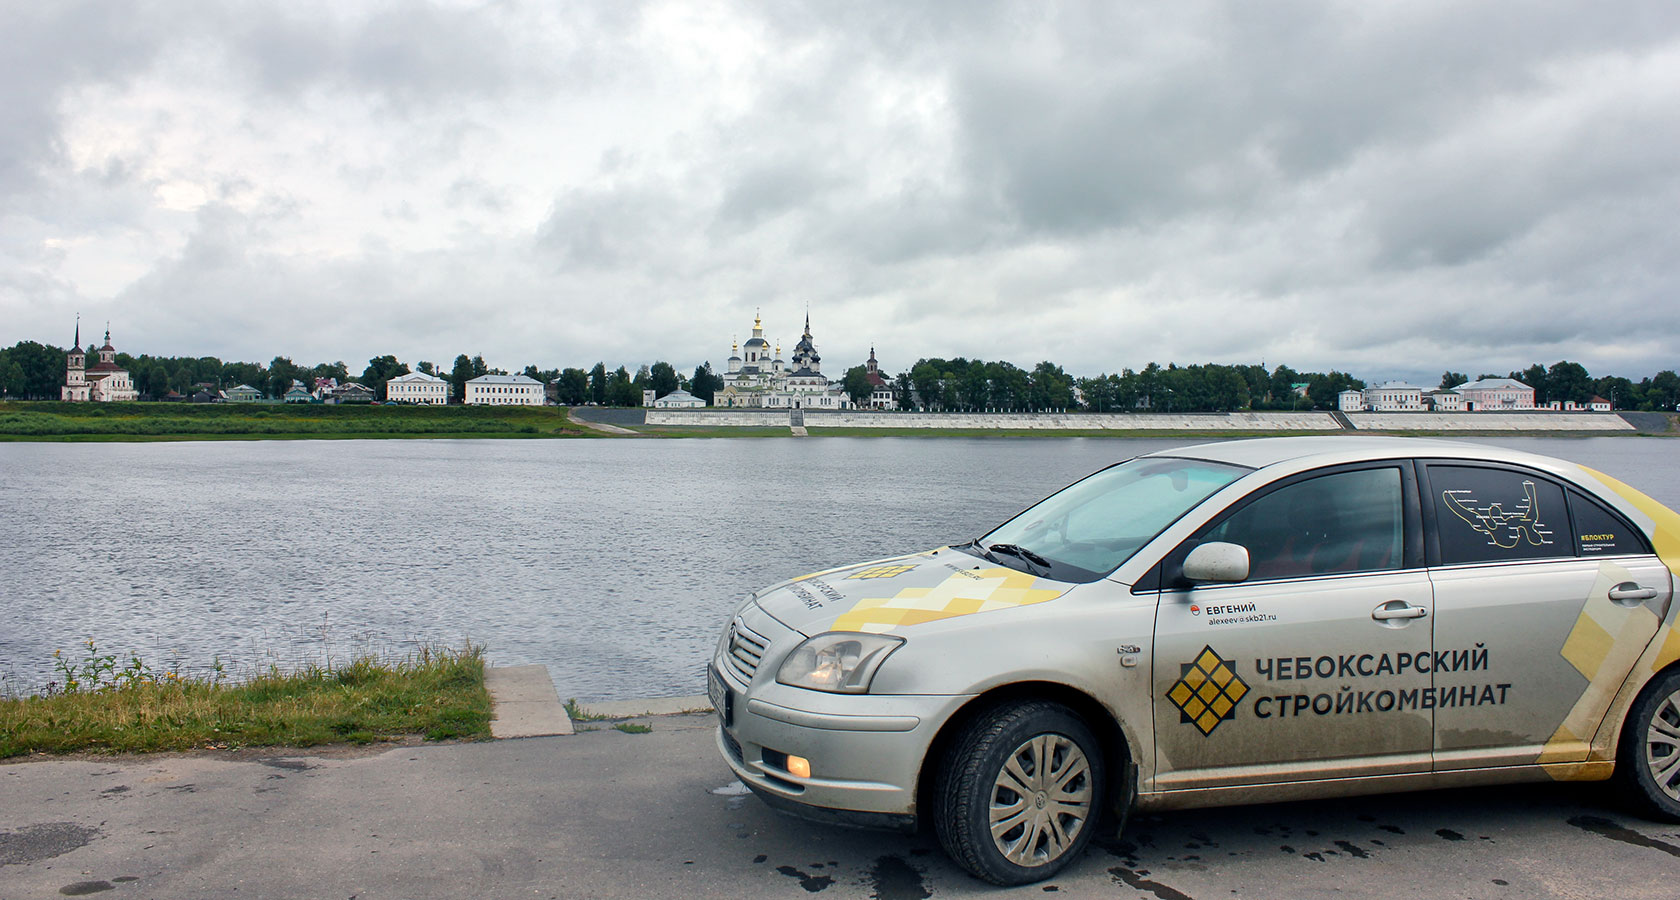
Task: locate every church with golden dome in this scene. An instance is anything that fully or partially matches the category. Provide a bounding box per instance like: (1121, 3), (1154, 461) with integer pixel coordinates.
(716, 311), (853, 409)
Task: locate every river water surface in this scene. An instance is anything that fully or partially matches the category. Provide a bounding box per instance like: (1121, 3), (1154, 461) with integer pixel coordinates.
(2, 436), (1674, 699)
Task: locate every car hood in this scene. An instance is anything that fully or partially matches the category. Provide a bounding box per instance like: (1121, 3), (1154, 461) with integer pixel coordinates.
(754, 548), (1074, 637)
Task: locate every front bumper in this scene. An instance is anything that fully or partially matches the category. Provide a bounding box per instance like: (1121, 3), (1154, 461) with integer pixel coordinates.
(712, 652), (971, 828)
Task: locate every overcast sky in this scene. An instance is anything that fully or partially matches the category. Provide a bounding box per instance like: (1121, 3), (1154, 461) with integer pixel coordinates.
(3, 1), (1677, 384)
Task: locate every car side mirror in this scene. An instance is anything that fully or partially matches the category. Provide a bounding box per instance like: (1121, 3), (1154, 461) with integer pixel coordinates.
(1182, 542), (1250, 584)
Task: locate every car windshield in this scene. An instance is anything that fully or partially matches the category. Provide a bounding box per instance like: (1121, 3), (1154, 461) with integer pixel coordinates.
(962, 456), (1249, 582)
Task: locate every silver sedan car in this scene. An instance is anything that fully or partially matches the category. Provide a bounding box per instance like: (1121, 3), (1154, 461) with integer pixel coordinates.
(710, 436), (1680, 884)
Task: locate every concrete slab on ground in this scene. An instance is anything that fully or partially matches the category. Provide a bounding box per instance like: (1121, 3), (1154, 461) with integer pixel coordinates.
(485, 665), (573, 738)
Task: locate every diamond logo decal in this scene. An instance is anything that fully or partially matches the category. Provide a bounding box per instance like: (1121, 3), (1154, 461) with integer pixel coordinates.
(1166, 645), (1249, 736)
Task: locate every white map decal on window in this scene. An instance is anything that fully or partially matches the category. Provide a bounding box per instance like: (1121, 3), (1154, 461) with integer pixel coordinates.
(1442, 481), (1554, 549)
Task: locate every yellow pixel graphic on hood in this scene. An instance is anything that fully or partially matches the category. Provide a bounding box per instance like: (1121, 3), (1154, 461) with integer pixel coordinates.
(831, 567), (1065, 633)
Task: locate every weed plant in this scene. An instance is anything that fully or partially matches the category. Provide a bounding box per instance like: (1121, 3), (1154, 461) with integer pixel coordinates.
(0, 641), (490, 758)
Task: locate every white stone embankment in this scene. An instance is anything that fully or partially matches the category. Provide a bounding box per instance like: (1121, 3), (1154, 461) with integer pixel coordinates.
(645, 409), (1642, 433)
(645, 410), (1342, 430)
(1346, 412), (1635, 432)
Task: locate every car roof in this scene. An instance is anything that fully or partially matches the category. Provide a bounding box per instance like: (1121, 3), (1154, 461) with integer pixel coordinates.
(1143, 435), (1568, 474)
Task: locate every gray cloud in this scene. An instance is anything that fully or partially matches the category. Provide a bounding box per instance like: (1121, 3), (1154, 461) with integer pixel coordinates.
(3, 0), (1679, 386)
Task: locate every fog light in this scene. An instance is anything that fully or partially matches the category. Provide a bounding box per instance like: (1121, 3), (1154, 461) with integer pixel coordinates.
(787, 755), (812, 779)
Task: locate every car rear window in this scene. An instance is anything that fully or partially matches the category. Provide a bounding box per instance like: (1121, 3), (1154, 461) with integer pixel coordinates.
(1429, 465), (1572, 565)
(1570, 489), (1653, 557)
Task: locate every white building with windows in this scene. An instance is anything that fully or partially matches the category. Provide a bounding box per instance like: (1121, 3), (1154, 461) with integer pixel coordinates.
(1425, 389), (1466, 411)
(1363, 382), (1427, 411)
(465, 374), (544, 405)
(386, 371), (452, 405)
(1452, 378), (1535, 410)
(1337, 390), (1365, 411)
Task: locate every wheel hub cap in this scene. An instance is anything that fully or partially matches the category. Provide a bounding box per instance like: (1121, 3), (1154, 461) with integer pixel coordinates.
(1647, 688), (1680, 802)
(988, 733), (1093, 867)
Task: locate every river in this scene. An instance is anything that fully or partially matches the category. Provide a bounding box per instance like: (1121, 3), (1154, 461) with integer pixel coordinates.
(2, 436), (1674, 699)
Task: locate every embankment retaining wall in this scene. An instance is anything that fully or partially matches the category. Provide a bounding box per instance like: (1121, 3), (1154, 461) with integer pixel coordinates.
(645, 409), (1645, 432)
(645, 410), (1342, 430)
(1346, 413), (1634, 432)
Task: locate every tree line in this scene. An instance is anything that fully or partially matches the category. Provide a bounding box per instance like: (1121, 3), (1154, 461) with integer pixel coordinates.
(2, 338), (1676, 412)
(882, 359), (1365, 412)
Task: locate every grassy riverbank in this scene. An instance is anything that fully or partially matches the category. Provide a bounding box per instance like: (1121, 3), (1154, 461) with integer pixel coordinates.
(0, 401), (593, 441)
(0, 645), (490, 758)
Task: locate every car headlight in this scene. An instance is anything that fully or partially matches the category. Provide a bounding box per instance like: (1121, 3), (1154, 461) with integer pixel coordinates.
(776, 633), (905, 694)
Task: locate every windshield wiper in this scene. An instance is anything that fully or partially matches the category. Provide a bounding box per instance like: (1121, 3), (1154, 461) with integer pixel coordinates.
(985, 543), (1050, 574)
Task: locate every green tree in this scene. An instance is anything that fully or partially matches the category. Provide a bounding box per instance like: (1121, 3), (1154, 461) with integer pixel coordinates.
(0, 359), (25, 398)
(649, 361), (680, 397)
(1077, 375), (1115, 412)
(1306, 371), (1364, 409)
(689, 363), (721, 404)
(989, 361), (1031, 410)
(145, 363), (172, 397)
(605, 366), (640, 406)
(555, 368), (589, 405)
(1593, 375), (1635, 410)
(1440, 371), (1468, 391)
(958, 360), (990, 410)
(909, 360), (945, 411)
(222, 361), (266, 393)
(1645, 370), (1680, 411)
(1512, 364), (1549, 404)
(589, 362), (608, 405)
(5, 341), (64, 398)
(450, 355), (475, 402)
(361, 355), (409, 400)
(268, 357), (304, 399)
(842, 365), (871, 406)
(416, 361), (436, 376)
(1547, 361), (1593, 405)
(1029, 361), (1074, 411)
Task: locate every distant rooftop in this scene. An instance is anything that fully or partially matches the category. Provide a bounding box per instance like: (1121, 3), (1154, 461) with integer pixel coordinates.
(1454, 378), (1531, 392)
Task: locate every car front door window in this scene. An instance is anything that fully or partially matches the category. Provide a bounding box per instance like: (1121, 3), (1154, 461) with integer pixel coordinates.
(1150, 465), (1430, 791)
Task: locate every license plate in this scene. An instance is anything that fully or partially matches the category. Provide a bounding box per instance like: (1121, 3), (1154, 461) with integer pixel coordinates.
(708, 665), (733, 728)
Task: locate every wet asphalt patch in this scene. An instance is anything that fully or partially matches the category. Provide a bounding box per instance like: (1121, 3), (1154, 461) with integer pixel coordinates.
(1567, 815), (1680, 858)
(0, 822), (102, 866)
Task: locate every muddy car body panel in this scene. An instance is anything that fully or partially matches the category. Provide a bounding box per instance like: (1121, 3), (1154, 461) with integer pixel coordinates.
(711, 436), (1680, 883)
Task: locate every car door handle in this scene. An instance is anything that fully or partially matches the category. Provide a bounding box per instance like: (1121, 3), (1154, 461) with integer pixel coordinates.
(1372, 601), (1428, 621)
(1608, 583), (1658, 603)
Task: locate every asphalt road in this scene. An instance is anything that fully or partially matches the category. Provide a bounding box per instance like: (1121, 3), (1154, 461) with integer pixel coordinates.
(4, 713), (1679, 900)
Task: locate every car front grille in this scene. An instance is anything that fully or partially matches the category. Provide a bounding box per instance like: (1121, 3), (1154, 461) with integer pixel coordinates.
(724, 618), (769, 683)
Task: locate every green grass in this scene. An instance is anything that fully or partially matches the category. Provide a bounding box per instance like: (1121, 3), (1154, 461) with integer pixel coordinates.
(0, 644), (491, 758)
(563, 698), (610, 721)
(0, 400), (594, 441)
(612, 722), (652, 734)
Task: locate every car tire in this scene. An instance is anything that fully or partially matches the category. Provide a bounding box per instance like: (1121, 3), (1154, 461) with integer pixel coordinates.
(1618, 666), (1680, 822)
(934, 701), (1104, 885)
